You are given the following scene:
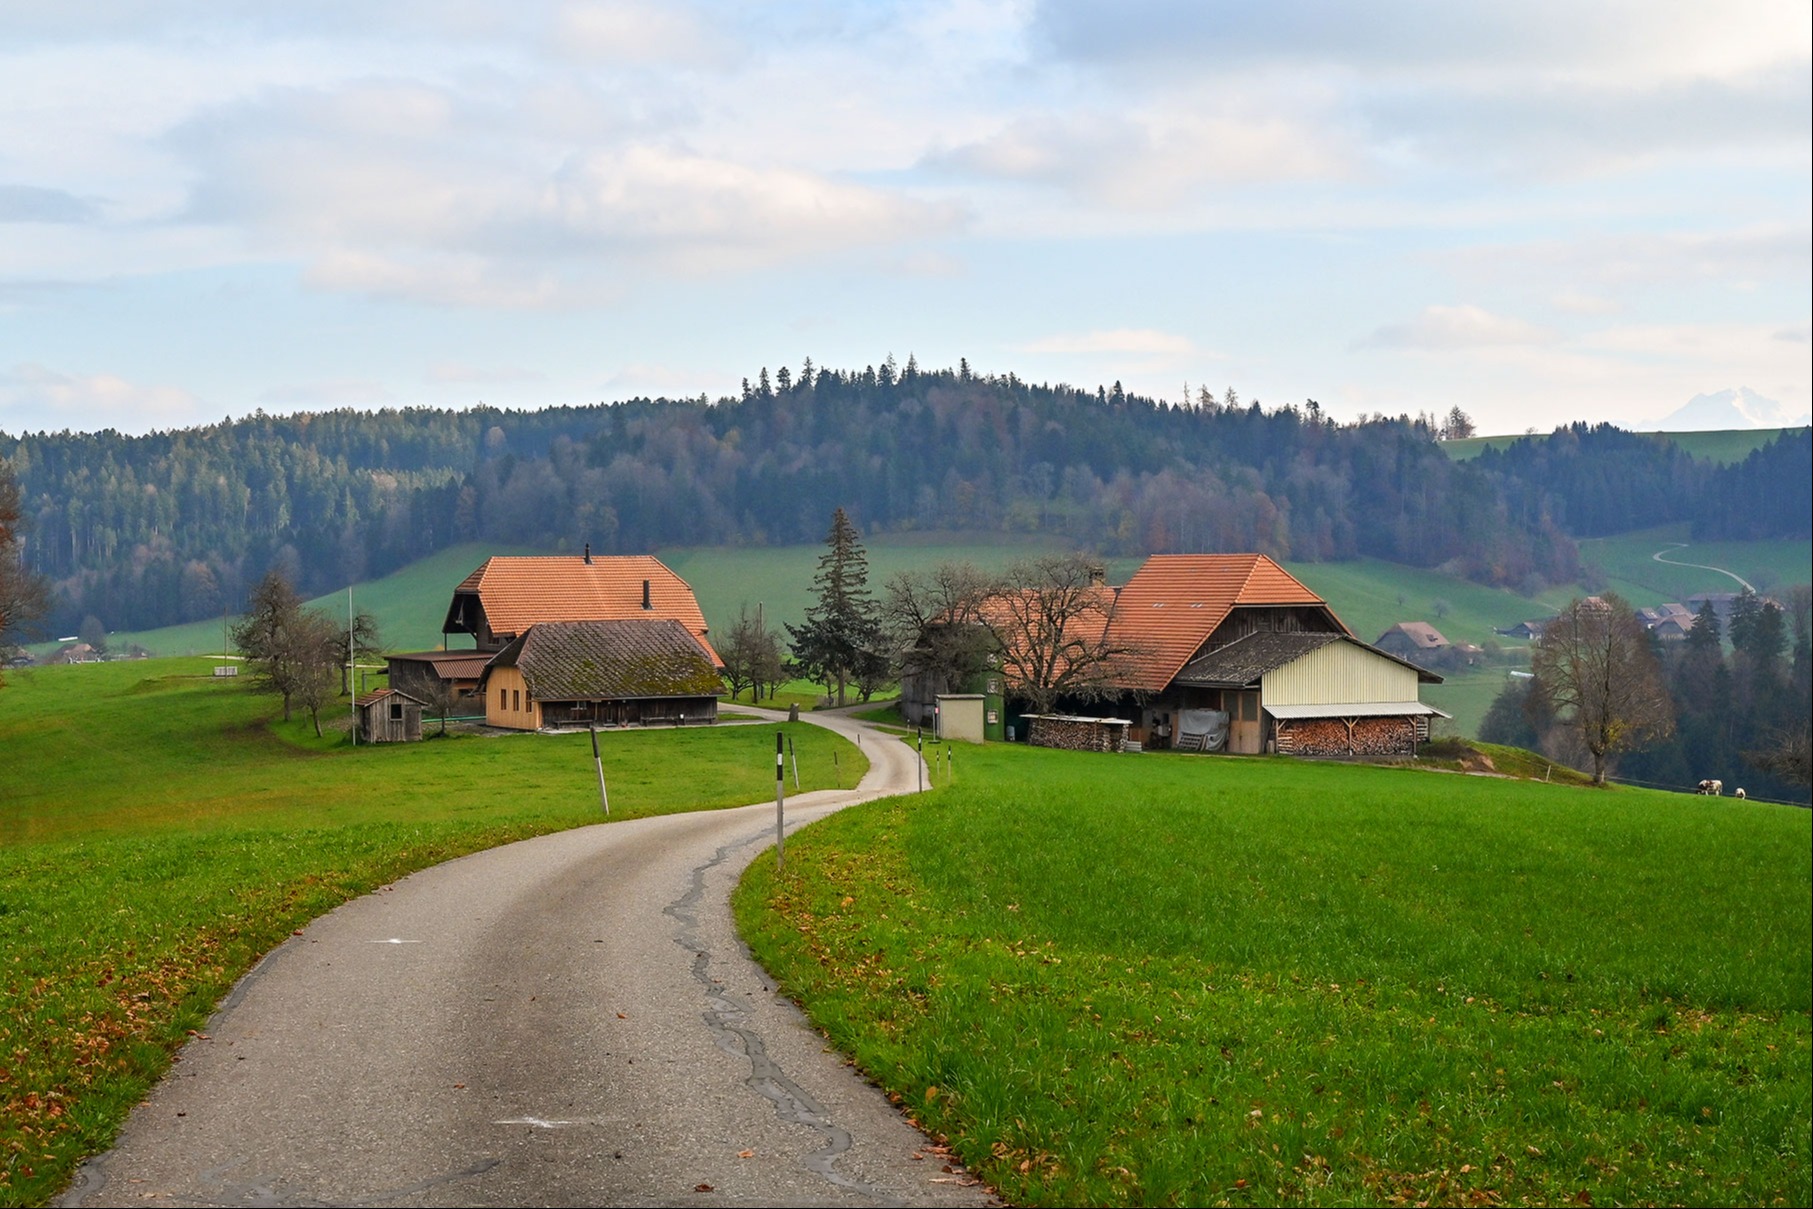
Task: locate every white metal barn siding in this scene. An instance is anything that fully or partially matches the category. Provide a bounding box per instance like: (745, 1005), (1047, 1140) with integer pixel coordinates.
(1262, 641), (1420, 708)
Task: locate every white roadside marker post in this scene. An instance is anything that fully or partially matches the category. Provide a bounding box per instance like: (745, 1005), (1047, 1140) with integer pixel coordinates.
(590, 723), (610, 816)
(774, 731), (786, 875)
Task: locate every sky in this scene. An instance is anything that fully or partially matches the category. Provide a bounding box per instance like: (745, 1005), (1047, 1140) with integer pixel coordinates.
(1, 0), (1808, 438)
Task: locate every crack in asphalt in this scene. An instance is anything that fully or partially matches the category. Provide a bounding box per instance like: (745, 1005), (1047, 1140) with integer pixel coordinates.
(665, 825), (895, 1205)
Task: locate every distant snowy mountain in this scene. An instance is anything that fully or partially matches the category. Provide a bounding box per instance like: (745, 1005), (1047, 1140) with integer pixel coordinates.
(1639, 388), (1812, 432)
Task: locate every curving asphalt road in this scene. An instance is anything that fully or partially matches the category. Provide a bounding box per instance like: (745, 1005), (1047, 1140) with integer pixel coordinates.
(60, 711), (992, 1208)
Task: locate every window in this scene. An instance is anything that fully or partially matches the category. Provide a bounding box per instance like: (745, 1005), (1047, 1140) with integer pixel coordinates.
(513, 688), (521, 712)
(389, 702), (403, 721)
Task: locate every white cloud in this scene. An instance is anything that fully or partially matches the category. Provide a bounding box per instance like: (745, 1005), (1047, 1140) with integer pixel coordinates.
(1361, 305), (1557, 351)
(549, 1), (735, 67)
(927, 102), (1352, 204)
(0, 363), (204, 434)
(1550, 289), (1619, 315)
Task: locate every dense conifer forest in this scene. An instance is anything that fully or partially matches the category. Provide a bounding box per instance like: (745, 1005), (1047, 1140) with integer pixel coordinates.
(1, 360), (1808, 635)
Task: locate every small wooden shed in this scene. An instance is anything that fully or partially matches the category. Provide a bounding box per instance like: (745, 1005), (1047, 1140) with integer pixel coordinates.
(355, 688), (425, 743)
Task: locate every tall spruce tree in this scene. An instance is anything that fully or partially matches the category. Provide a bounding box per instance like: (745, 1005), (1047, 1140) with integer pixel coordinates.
(787, 507), (880, 706)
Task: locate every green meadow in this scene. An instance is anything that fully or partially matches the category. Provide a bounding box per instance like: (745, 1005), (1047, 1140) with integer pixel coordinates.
(1444, 428), (1802, 466)
(1576, 525), (1813, 602)
(736, 742), (1813, 1207)
(0, 659), (863, 1207)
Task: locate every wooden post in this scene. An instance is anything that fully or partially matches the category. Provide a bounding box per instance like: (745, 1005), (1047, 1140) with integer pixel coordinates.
(833, 748), (841, 790)
(590, 724), (610, 816)
(774, 731), (786, 875)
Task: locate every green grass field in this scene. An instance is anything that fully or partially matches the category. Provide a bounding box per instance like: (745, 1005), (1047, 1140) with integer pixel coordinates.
(736, 742), (1813, 1207)
(1444, 427), (1804, 466)
(0, 659), (864, 1206)
(1576, 525), (1813, 603)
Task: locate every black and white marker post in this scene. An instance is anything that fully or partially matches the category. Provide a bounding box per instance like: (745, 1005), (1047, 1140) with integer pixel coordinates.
(788, 733), (800, 790)
(774, 730), (786, 875)
(589, 723), (610, 816)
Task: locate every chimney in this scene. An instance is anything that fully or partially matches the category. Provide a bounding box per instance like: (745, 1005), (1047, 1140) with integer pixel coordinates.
(642, 579), (652, 610)
(583, 543), (592, 565)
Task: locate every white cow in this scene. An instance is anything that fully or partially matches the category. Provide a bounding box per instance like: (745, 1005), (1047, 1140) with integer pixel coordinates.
(1696, 779), (1724, 796)
(1735, 787), (1746, 800)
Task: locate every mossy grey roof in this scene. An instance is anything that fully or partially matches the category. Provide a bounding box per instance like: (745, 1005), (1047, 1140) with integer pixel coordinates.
(1173, 631), (1344, 687)
(482, 619), (723, 701)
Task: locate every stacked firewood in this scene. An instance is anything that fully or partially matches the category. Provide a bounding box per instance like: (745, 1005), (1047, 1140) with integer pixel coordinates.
(1276, 717), (1416, 757)
(1025, 715), (1128, 753)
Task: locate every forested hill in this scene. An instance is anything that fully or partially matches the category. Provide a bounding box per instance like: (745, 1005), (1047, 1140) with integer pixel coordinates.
(2, 362), (1807, 634)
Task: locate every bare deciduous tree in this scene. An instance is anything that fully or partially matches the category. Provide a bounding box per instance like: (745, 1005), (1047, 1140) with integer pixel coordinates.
(1533, 593), (1674, 785)
(719, 604), (785, 702)
(231, 570), (342, 731)
(881, 561), (996, 700)
(290, 609), (343, 738)
(983, 554), (1146, 715)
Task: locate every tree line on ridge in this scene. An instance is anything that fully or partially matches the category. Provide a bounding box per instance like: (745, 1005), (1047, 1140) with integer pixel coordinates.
(1, 359), (1807, 637)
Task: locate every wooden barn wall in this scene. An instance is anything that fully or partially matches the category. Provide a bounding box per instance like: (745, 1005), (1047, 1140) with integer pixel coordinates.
(1262, 642), (1418, 707)
(485, 665), (540, 730)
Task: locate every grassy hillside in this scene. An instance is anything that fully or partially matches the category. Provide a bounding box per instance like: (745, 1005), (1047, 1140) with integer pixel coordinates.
(1577, 524), (1813, 601)
(0, 659), (862, 1205)
(1444, 427), (1802, 465)
(737, 741), (1813, 1207)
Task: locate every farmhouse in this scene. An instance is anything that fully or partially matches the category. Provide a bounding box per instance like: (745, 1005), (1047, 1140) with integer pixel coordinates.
(442, 549), (720, 664)
(1636, 602), (1695, 641)
(478, 618), (723, 731)
(974, 555), (1446, 757)
(1106, 555), (1444, 757)
(1374, 621), (1450, 667)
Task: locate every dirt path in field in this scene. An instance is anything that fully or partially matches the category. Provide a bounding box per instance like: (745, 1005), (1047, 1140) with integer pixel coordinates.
(1651, 542), (1755, 592)
(59, 711), (993, 1209)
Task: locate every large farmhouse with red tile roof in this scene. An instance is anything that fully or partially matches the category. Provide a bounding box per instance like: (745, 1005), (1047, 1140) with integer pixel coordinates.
(997, 554), (1446, 757)
(384, 550), (723, 730)
(441, 550), (720, 665)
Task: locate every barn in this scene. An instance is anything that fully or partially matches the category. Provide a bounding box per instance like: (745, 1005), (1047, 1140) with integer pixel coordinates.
(478, 618), (723, 732)
(989, 554), (1446, 756)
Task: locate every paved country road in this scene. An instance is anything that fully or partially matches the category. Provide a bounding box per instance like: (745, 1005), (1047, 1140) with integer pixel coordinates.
(60, 711), (993, 1208)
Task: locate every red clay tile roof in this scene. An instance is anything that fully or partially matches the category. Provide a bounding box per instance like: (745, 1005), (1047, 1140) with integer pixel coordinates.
(446, 555), (720, 664)
(1108, 555), (1348, 693)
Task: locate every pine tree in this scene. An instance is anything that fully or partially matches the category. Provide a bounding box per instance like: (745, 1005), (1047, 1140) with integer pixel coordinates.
(787, 507), (880, 706)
